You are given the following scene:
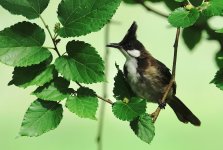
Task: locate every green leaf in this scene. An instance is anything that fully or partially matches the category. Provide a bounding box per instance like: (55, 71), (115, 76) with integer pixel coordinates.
(168, 8), (200, 28)
(112, 97), (147, 121)
(66, 87), (98, 120)
(0, 0), (50, 19)
(0, 21), (51, 67)
(57, 0), (121, 37)
(8, 58), (56, 88)
(113, 64), (135, 100)
(216, 28), (223, 33)
(211, 68), (223, 90)
(202, 0), (223, 17)
(54, 41), (104, 83)
(19, 99), (63, 137)
(130, 113), (155, 144)
(182, 26), (203, 50)
(33, 77), (70, 101)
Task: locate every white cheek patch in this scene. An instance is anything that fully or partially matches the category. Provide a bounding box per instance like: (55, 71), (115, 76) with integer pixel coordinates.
(127, 50), (141, 57)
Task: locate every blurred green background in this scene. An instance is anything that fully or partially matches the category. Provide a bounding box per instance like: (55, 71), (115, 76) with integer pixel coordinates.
(1, 1), (223, 150)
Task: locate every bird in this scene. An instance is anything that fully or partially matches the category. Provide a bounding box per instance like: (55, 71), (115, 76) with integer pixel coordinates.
(107, 21), (201, 126)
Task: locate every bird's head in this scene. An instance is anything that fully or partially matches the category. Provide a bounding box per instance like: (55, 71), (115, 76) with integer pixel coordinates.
(107, 21), (146, 59)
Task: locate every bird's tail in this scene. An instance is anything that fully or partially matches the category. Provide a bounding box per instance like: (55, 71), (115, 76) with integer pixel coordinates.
(168, 96), (201, 126)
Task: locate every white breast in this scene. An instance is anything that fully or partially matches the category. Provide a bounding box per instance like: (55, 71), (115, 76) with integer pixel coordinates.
(125, 57), (140, 82)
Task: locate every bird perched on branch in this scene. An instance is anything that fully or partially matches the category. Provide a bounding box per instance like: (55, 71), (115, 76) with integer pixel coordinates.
(107, 22), (201, 126)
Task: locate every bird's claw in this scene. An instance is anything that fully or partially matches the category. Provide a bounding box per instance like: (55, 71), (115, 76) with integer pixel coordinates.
(158, 102), (166, 109)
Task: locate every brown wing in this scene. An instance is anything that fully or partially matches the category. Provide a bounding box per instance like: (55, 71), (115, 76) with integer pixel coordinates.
(155, 59), (176, 95)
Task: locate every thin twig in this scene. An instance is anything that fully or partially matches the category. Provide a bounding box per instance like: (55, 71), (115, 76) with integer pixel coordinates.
(96, 95), (113, 105)
(152, 28), (181, 123)
(76, 82), (113, 105)
(97, 24), (110, 150)
(135, 0), (168, 18)
(39, 15), (61, 57)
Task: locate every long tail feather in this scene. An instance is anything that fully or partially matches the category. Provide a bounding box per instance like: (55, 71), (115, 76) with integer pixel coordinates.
(168, 96), (201, 126)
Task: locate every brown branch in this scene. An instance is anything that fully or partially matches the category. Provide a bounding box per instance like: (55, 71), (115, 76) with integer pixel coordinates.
(76, 82), (113, 105)
(39, 15), (61, 57)
(151, 28), (181, 123)
(135, 0), (168, 18)
(96, 94), (113, 105)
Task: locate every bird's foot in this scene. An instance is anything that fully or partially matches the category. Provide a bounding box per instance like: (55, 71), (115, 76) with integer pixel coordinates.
(158, 102), (166, 109)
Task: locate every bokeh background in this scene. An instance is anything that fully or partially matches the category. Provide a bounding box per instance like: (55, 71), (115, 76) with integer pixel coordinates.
(1, 1), (223, 150)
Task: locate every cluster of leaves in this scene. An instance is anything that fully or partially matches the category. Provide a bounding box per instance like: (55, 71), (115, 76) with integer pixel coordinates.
(123, 0), (223, 65)
(0, 0), (121, 137)
(165, 0), (223, 95)
(0, 0), (155, 144)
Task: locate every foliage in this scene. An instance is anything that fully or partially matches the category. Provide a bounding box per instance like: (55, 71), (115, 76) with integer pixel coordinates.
(66, 87), (98, 120)
(54, 41), (105, 83)
(130, 113), (155, 144)
(0, 0), (223, 146)
(0, 0), (122, 138)
(168, 8), (200, 28)
(19, 99), (63, 137)
(0, 21), (51, 67)
(57, 0), (122, 37)
(112, 97), (147, 121)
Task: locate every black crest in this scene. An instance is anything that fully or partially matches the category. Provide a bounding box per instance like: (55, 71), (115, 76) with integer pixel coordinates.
(120, 21), (138, 44)
(106, 21), (144, 51)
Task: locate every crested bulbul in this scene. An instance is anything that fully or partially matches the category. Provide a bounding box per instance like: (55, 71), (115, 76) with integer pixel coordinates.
(107, 22), (201, 126)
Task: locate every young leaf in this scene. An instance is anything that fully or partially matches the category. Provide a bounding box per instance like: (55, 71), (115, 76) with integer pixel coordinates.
(112, 97), (147, 121)
(202, 0), (223, 17)
(66, 87), (98, 120)
(0, 0), (50, 19)
(0, 21), (51, 67)
(33, 77), (70, 101)
(54, 41), (104, 84)
(211, 68), (223, 90)
(57, 0), (121, 37)
(113, 64), (135, 100)
(168, 8), (200, 28)
(19, 99), (63, 137)
(182, 26), (203, 50)
(130, 113), (155, 144)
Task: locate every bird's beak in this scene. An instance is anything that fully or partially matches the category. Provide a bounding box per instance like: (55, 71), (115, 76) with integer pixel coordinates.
(106, 43), (122, 49)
